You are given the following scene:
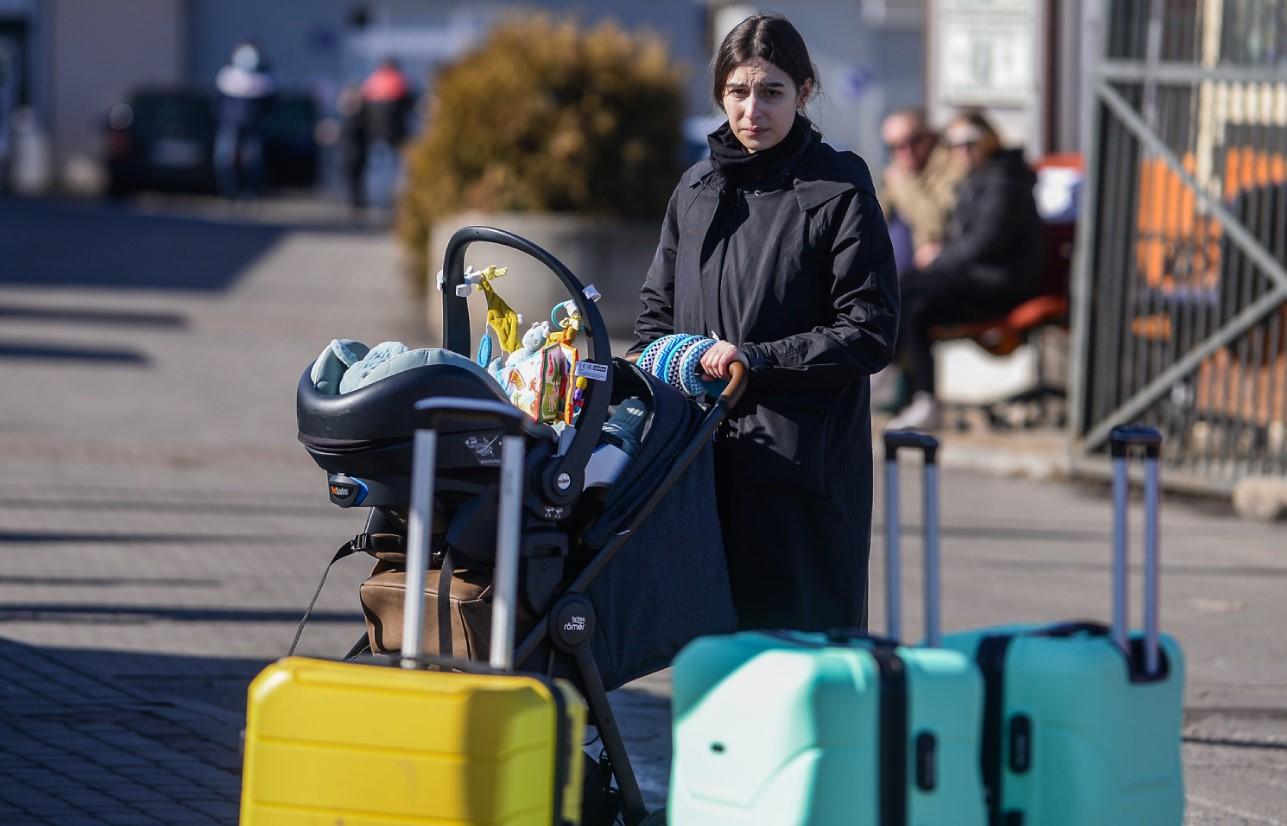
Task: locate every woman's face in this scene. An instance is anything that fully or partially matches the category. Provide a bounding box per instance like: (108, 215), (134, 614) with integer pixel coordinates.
(946, 121), (989, 173)
(721, 60), (810, 153)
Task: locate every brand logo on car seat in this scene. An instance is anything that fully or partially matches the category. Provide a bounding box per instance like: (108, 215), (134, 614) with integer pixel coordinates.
(563, 615), (587, 633)
(463, 435), (500, 464)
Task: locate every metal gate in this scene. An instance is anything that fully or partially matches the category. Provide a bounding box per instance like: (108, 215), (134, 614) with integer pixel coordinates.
(1070, 0), (1287, 491)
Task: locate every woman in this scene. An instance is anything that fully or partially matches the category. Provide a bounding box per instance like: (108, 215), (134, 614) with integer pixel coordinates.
(888, 111), (1044, 430)
(631, 15), (899, 631)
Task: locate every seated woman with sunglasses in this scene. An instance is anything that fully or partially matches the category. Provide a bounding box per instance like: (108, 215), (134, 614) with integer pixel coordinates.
(887, 110), (1044, 430)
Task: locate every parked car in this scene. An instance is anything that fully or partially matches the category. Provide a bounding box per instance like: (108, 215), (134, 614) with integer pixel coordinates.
(104, 88), (216, 196)
(259, 92), (319, 189)
(103, 87), (319, 196)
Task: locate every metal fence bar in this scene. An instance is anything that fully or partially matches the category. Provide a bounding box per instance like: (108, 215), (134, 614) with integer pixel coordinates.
(1083, 281), (1287, 454)
(1099, 81), (1287, 293)
(1067, 0), (1110, 443)
(1080, 75), (1287, 453)
(1173, 79), (1203, 474)
(1100, 103), (1139, 425)
(1100, 61), (1287, 84)
(1268, 310), (1283, 474)
(1076, 2), (1287, 486)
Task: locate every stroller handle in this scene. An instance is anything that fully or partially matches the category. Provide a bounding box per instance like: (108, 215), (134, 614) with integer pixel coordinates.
(720, 361), (747, 409)
(623, 348), (749, 409)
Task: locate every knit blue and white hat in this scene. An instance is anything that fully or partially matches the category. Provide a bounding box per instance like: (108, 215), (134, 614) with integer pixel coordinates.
(637, 334), (727, 397)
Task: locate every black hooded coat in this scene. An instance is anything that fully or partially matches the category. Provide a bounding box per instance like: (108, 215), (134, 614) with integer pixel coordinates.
(929, 147), (1044, 302)
(631, 120), (900, 631)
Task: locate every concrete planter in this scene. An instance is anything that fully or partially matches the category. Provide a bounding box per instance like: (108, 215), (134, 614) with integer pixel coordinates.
(426, 211), (659, 354)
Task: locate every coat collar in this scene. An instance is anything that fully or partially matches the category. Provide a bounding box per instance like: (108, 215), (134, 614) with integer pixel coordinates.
(683, 129), (864, 213)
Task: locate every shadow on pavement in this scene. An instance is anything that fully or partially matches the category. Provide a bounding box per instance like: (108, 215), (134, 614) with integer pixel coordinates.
(0, 341), (150, 364)
(0, 304), (188, 328)
(0, 639), (246, 823)
(0, 604), (360, 624)
(0, 529), (311, 544)
(0, 495), (334, 517)
(0, 574), (220, 587)
(38, 644), (276, 716)
(972, 557), (1287, 578)
(0, 199), (285, 292)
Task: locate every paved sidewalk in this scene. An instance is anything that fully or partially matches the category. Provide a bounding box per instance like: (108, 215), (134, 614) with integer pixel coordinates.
(2, 197), (1285, 824)
(0, 637), (241, 825)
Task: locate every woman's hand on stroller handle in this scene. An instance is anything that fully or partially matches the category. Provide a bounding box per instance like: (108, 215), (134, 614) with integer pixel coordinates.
(698, 340), (747, 381)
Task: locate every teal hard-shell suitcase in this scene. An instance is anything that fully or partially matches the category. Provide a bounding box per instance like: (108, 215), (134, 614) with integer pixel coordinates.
(667, 432), (986, 826)
(939, 425), (1185, 826)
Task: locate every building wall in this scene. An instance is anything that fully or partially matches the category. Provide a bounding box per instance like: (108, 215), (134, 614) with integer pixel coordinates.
(47, 0), (184, 186)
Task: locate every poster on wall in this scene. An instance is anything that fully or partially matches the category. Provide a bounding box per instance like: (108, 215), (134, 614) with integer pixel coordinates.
(936, 0), (1036, 108)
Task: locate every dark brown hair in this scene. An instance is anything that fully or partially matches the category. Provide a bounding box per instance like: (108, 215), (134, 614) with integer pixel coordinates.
(711, 15), (819, 109)
(948, 108), (1003, 157)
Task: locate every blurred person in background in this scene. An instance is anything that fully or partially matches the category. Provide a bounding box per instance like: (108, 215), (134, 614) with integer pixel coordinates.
(214, 40), (275, 199)
(887, 110), (1044, 430)
(0, 106), (9, 194)
(632, 14), (899, 632)
(360, 58), (414, 208)
(872, 108), (963, 412)
(336, 84), (367, 215)
(879, 107), (962, 272)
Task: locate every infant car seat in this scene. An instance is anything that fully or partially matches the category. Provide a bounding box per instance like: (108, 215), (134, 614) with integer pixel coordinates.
(298, 342), (556, 495)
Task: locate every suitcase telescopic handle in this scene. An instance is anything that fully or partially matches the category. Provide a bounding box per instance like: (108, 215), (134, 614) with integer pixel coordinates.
(882, 430), (941, 647)
(403, 398), (528, 672)
(1109, 424), (1163, 677)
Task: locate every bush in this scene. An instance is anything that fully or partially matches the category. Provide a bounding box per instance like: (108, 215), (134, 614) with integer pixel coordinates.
(396, 14), (686, 289)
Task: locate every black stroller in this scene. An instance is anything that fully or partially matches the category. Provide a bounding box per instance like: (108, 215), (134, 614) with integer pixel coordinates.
(294, 227), (745, 825)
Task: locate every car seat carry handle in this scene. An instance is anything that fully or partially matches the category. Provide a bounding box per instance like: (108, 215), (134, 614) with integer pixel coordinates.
(441, 226), (610, 366)
(882, 430), (941, 647)
(1109, 424), (1163, 677)
(403, 398), (528, 672)
(441, 226), (611, 510)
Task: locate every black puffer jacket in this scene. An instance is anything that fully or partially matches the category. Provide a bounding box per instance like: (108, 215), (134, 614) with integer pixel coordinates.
(932, 148), (1044, 301)
(631, 127), (899, 631)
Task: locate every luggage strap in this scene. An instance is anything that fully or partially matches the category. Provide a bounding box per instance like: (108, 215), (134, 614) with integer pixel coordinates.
(288, 537), (363, 656)
(870, 646), (909, 826)
(437, 551), (456, 661)
(976, 635), (1014, 826)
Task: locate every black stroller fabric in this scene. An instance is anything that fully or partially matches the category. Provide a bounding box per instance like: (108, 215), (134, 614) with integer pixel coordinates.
(578, 361), (738, 690)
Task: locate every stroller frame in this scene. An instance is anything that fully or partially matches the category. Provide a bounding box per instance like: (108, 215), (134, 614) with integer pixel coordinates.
(313, 227), (745, 825)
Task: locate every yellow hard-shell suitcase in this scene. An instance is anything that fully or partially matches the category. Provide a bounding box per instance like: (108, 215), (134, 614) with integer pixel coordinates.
(241, 399), (586, 825)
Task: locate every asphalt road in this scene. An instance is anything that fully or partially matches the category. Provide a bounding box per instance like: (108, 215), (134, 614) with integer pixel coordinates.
(1, 196), (1284, 822)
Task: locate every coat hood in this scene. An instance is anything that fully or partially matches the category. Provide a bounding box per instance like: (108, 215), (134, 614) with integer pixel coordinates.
(681, 130), (877, 215)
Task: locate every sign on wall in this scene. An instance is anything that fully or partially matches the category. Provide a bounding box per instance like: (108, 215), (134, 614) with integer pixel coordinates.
(936, 0), (1037, 108)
